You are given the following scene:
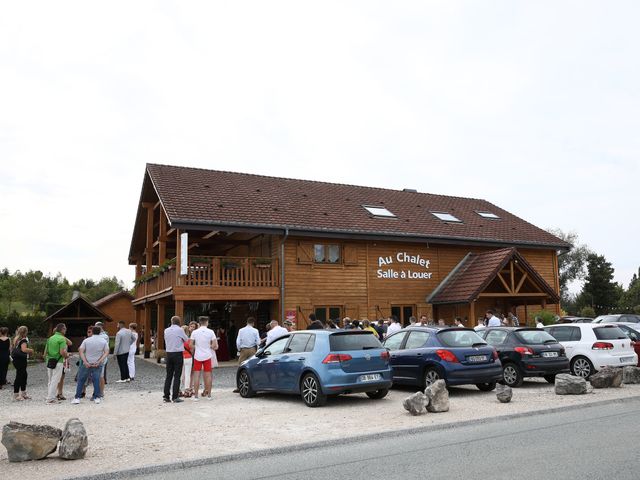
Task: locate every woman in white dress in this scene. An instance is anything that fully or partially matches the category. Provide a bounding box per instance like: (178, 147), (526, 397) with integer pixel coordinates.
(128, 323), (138, 381)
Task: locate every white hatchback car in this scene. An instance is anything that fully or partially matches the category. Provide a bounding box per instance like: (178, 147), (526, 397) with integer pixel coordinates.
(544, 324), (638, 378)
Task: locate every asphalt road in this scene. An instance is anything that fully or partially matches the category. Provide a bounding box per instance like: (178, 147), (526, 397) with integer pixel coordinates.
(131, 397), (640, 480)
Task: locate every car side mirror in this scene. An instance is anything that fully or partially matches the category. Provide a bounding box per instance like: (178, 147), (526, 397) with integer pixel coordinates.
(262, 350), (271, 357)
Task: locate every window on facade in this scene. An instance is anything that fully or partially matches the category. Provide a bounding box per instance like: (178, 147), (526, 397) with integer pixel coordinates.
(314, 244), (341, 264)
(476, 211), (500, 219)
(431, 212), (462, 223)
(314, 306), (342, 323)
(363, 205), (396, 218)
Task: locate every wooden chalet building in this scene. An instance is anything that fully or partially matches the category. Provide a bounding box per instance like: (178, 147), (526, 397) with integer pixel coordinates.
(129, 164), (569, 357)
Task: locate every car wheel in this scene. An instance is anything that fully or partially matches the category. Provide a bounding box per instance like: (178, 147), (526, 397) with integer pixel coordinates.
(366, 388), (389, 400)
(301, 373), (327, 407)
(570, 356), (594, 379)
(502, 363), (524, 387)
(476, 382), (496, 392)
(237, 370), (255, 398)
(423, 367), (441, 389)
(544, 374), (556, 384)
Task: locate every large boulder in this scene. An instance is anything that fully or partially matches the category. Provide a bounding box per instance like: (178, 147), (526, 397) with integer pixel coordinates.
(555, 374), (588, 395)
(590, 367), (623, 389)
(403, 391), (429, 416)
(425, 379), (449, 413)
(623, 366), (640, 384)
(1, 422), (62, 462)
(496, 383), (512, 403)
(59, 418), (88, 460)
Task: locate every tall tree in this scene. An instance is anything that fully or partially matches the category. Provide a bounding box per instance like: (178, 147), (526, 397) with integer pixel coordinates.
(19, 270), (49, 312)
(619, 267), (640, 311)
(546, 229), (592, 304)
(579, 254), (621, 315)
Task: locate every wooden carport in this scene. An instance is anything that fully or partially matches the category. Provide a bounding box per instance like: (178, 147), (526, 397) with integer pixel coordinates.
(427, 248), (561, 326)
(44, 295), (113, 351)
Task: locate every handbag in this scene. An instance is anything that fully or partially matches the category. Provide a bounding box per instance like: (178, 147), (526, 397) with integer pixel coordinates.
(47, 358), (59, 369)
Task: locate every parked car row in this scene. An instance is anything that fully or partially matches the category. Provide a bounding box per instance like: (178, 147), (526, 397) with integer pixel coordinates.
(236, 324), (639, 408)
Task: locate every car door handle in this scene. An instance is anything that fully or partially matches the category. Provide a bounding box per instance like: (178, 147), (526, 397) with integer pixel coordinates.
(417, 353), (423, 357)
(272, 359), (280, 363)
(391, 355), (397, 358)
(298, 357), (305, 361)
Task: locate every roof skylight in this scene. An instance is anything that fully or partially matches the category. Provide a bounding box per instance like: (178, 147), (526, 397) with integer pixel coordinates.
(431, 212), (462, 223)
(476, 211), (500, 219)
(363, 205), (396, 218)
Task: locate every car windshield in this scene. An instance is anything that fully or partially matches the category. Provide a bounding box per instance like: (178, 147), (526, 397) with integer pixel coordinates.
(594, 315), (620, 323)
(329, 332), (382, 351)
(515, 330), (557, 345)
(437, 329), (486, 348)
(593, 326), (628, 340)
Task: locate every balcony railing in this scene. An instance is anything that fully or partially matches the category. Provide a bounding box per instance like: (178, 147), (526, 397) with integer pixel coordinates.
(181, 256), (279, 288)
(135, 256), (280, 299)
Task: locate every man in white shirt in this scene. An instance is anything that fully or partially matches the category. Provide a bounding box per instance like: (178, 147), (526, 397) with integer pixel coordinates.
(266, 320), (288, 345)
(385, 316), (402, 338)
(236, 317), (261, 364)
(485, 310), (502, 327)
(189, 316), (216, 401)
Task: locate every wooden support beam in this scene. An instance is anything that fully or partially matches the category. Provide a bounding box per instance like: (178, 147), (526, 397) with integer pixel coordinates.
(496, 273), (512, 293)
(202, 230), (220, 240)
(175, 229), (182, 285)
(145, 204), (154, 270)
(156, 303), (165, 351)
(469, 301), (476, 327)
(175, 300), (184, 323)
(143, 306), (152, 358)
(515, 273), (528, 294)
(166, 227), (176, 237)
(159, 212), (167, 263)
(510, 261), (515, 293)
(478, 293), (548, 298)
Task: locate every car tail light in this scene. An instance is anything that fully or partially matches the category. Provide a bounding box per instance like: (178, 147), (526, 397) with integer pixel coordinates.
(322, 354), (353, 364)
(381, 350), (390, 360)
(514, 346), (534, 355)
(436, 349), (459, 363)
(592, 342), (614, 350)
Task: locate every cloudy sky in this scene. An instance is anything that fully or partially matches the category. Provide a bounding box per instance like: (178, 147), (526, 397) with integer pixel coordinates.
(1, 1), (638, 291)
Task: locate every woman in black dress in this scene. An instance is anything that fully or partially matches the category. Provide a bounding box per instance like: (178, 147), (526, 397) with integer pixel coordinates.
(0, 326), (10, 388)
(12, 325), (33, 401)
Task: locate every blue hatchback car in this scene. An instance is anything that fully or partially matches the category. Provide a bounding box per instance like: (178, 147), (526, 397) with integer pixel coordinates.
(236, 330), (393, 407)
(383, 326), (503, 391)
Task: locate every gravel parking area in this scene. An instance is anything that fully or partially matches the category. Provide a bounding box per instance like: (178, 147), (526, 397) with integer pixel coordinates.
(3, 374), (640, 479)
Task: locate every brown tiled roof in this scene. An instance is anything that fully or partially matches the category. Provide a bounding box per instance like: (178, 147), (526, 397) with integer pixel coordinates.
(93, 290), (134, 308)
(428, 247), (560, 304)
(140, 163), (569, 250)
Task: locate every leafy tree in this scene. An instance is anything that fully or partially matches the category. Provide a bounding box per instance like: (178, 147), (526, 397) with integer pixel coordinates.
(579, 306), (596, 318)
(0, 269), (20, 311)
(578, 254), (621, 315)
(546, 229), (592, 305)
(619, 267), (640, 312)
(19, 270), (49, 312)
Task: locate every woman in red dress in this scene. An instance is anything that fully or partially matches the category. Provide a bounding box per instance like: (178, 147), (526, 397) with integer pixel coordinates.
(216, 326), (230, 362)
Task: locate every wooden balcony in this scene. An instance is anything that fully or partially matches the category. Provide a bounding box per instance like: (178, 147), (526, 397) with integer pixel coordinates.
(133, 256), (280, 304)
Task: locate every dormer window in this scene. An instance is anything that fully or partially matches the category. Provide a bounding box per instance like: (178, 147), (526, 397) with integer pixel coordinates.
(431, 211), (462, 223)
(363, 205), (396, 218)
(476, 211), (500, 219)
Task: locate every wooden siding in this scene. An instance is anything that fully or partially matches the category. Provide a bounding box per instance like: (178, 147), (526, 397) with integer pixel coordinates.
(99, 296), (136, 336)
(283, 237), (560, 328)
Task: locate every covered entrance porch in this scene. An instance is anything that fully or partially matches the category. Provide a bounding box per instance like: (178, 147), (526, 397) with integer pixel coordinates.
(427, 248), (561, 326)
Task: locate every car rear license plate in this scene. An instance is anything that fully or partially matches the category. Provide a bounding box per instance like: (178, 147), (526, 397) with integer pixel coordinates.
(359, 374), (381, 382)
(542, 352), (559, 358)
(467, 355), (487, 363)
(620, 356), (635, 363)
